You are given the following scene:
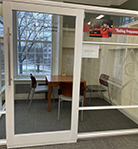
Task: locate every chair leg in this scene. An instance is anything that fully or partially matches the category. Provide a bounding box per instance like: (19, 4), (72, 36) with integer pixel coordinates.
(27, 89), (31, 101)
(58, 97), (61, 121)
(52, 87), (54, 103)
(28, 90), (35, 110)
(101, 91), (104, 99)
(108, 86), (111, 104)
(81, 96), (84, 121)
(89, 91), (92, 105)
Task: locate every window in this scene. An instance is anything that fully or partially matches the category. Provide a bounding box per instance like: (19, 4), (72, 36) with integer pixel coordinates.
(0, 40), (4, 87)
(17, 11), (52, 75)
(0, 16), (3, 36)
(0, 17), (5, 88)
(119, 17), (136, 26)
(112, 49), (125, 81)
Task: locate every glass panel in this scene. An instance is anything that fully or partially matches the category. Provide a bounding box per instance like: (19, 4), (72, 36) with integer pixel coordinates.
(0, 13), (5, 114)
(0, 29), (3, 36)
(35, 43), (43, 53)
(18, 63), (27, 75)
(35, 64), (43, 74)
(14, 11), (76, 134)
(0, 114), (6, 139)
(81, 45), (138, 106)
(1, 91), (5, 111)
(63, 16), (75, 28)
(0, 39), (5, 87)
(0, 3), (6, 141)
(78, 108), (138, 133)
(17, 11), (52, 75)
(83, 13), (138, 44)
(27, 63), (35, 74)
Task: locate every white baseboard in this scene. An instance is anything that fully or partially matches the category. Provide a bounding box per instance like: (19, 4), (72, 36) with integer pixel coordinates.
(119, 109), (138, 125)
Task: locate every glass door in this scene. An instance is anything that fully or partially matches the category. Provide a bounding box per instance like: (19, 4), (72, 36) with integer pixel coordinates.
(3, 0), (84, 148)
(0, 2), (6, 145)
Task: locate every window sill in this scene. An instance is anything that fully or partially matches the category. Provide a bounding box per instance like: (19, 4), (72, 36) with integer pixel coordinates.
(14, 77), (46, 81)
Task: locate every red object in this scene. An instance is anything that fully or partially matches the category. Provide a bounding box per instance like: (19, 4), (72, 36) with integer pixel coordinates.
(83, 24), (90, 32)
(83, 24), (138, 36)
(93, 28), (112, 38)
(112, 27), (138, 36)
(89, 34), (102, 36)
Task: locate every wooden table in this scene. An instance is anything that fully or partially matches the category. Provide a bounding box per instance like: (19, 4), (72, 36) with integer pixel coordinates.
(45, 75), (86, 111)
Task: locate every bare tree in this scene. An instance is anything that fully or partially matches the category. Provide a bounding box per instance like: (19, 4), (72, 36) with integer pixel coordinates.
(17, 11), (52, 74)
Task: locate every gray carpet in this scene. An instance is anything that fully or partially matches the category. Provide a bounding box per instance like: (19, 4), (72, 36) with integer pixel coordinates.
(0, 98), (138, 140)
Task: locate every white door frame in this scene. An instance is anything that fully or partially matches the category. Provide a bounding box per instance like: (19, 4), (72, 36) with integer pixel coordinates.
(3, 0), (84, 148)
(3, 0), (138, 148)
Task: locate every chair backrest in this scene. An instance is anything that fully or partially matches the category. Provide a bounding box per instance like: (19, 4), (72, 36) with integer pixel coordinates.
(59, 82), (84, 97)
(30, 74), (37, 88)
(60, 82), (72, 97)
(99, 74), (109, 87)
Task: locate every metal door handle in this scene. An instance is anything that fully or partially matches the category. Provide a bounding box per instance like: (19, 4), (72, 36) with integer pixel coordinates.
(7, 27), (12, 86)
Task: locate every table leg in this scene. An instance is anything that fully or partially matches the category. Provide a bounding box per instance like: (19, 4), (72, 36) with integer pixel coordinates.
(48, 83), (51, 111)
(45, 77), (48, 100)
(84, 82), (86, 106)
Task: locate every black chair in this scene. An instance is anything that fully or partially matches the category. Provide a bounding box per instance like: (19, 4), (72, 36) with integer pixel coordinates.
(87, 74), (111, 104)
(27, 74), (54, 109)
(57, 82), (85, 121)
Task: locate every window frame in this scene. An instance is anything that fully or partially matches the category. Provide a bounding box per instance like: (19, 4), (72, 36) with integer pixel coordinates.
(16, 11), (53, 77)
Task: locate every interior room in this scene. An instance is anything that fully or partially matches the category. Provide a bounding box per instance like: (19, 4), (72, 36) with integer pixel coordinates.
(0, 8), (138, 139)
(1, 0), (138, 148)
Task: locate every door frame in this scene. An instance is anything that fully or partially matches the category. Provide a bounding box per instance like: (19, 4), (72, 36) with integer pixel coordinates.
(3, 0), (84, 148)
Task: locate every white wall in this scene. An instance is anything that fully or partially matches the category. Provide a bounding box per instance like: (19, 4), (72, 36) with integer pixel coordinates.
(0, 4), (3, 18)
(62, 48), (74, 75)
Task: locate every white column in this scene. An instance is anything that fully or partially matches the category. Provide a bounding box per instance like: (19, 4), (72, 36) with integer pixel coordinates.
(52, 15), (60, 75)
(71, 9), (84, 139)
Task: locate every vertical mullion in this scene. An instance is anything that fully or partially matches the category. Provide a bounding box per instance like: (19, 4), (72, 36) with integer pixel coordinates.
(0, 40), (2, 92)
(43, 13), (44, 75)
(50, 15), (52, 75)
(0, 40), (2, 111)
(26, 13), (27, 75)
(34, 43), (36, 75)
(43, 42), (44, 75)
(26, 40), (27, 75)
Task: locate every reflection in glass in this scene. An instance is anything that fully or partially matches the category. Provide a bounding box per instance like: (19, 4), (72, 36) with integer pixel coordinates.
(78, 108), (138, 133)
(83, 13), (138, 44)
(80, 45), (138, 133)
(0, 114), (6, 139)
(0, 39), (5, 87)
(81, 45), (138, 107)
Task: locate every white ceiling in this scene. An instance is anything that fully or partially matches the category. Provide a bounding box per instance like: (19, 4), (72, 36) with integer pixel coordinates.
(51, 0), (128, 6)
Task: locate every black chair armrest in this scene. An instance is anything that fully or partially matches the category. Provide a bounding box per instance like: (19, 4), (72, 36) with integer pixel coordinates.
(80, 86), (86, 96)
(57, 85), (62, 95)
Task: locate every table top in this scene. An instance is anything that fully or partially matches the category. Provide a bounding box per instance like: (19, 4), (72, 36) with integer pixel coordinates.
(46, 75), (86, 83)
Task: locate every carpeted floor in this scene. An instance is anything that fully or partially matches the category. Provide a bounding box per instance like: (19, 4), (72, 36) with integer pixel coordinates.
(0, 98), (138, 140)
